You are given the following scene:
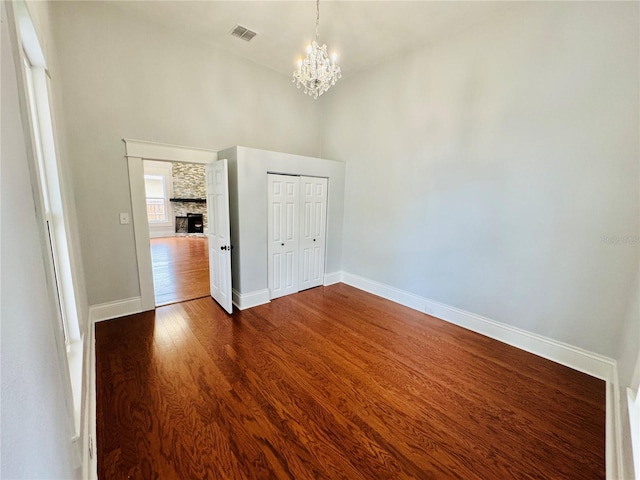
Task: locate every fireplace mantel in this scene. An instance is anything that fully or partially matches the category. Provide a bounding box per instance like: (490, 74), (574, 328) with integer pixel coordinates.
(169, 198), (206, 203)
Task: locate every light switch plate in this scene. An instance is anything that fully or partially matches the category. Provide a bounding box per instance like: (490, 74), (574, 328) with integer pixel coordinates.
(119, 213), (130, 225)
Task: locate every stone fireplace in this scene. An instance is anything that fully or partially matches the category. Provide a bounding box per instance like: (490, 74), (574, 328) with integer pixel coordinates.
(170, 162), (207, 233)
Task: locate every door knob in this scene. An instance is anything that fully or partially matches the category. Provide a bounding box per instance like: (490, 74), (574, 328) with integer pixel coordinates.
(281, 243), (285, 246)
(221, 245), (227, 251)
(313, 239), (316, 242)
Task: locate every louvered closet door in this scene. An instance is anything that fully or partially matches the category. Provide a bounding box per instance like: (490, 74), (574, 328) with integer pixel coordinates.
(298, 176), (328, 291)
(267, 174), (299, 299)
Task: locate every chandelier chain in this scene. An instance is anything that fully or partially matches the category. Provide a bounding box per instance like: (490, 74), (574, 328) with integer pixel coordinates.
(315, 0), (320, 41)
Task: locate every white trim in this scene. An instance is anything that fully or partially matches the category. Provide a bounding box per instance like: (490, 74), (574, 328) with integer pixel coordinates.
(632, 349), (640, 394)
(606, 370), (625, 480)
(123, 138), (217, 164)
(89, 297), (143, 323)
(128, 156), (156, 312)
(232, 289), (271, 310)
(627, 386), (640, 479)
(323, 271), (343, 286)
(67, 338), (83, 439)
(343, 272), (437, 313)
(82, 323), (97, 480)
(614, 376), (625, 480)
(341, 271), (617, 382)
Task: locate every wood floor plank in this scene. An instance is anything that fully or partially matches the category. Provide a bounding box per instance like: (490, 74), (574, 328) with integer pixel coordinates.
(96, 284), (605, 479)
(150, 236), (209, 306)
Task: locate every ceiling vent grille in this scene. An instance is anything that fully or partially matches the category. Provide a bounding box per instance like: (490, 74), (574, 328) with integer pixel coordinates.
(230, 24), (257, 42)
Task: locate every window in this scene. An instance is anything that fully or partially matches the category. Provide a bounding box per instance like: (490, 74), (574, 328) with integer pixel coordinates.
(15, 0), (83, 438)
(145, 174), (169, 223)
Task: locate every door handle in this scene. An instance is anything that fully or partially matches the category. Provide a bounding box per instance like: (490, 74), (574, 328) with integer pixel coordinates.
(221, 245), (229, 251)
(313, 239), (316, 242)
(281, 243), (285, 246)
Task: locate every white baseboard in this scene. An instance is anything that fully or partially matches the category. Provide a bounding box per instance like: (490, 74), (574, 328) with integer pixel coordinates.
(149, 230), (175, 239)
(323, 271), (343, 286)
(426, 299), (616, 382)
(232, 288), (270, 310)
(341, 271), (616, 382)
(89, 297), (143, 323)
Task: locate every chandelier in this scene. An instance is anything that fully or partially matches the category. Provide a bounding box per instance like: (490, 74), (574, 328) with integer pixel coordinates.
(292, 0), (341, 99)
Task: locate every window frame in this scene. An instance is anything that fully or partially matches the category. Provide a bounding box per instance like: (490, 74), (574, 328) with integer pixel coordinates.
(144, 174), (170, 224)
(143, 161), (174, 229)
(12, 0), (83, 441)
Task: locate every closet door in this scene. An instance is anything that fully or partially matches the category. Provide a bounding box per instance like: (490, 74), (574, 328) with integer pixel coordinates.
(267, 174), (299, 299)
(298, 176), (328, 291)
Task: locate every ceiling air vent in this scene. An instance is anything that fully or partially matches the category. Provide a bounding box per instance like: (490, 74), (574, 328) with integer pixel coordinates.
(230, 24), (257, 42)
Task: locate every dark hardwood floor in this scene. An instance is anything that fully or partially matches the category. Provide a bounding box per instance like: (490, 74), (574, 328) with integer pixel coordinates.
(150, 236), (209, 306)
(96, 284), (605, 479)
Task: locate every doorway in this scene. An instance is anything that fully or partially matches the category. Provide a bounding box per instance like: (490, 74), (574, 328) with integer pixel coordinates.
(123, 139), (219, 312)
(142, 159), (211, 306)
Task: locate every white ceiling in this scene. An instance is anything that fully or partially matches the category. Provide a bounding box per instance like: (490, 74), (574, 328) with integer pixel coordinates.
(107, 1), (514, 77)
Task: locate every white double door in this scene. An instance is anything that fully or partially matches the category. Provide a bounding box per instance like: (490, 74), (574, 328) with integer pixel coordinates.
(267, 174), (328, 299)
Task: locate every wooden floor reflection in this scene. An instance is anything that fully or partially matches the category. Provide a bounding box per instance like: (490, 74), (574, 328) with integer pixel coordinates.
(96, 284), (605, 479)
(151, 236), (209, 306)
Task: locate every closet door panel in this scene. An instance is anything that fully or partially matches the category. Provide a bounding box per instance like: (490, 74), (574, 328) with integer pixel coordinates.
(267, 174), (299, 299)
(298, 176), (328, 291)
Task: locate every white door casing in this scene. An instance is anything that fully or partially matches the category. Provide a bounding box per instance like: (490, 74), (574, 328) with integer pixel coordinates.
(207, 159), (233, 314)
(123, 139), (218, 312)
(298, 176), (327, 291)
(267, 174), (300, 299)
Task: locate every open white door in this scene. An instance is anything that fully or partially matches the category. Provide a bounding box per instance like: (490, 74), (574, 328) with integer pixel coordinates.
(206, 159), (233, 313)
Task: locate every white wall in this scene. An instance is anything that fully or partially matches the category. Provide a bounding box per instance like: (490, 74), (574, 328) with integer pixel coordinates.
(321, 2), (639, 362)
(1, 3), (80, 477)
(220, 146), (344, 296)
(50, 1), (322, 305)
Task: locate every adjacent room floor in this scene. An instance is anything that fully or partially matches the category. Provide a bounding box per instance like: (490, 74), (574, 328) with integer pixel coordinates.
(95, 283), (606, 479)
(150, 236), (209, 306)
